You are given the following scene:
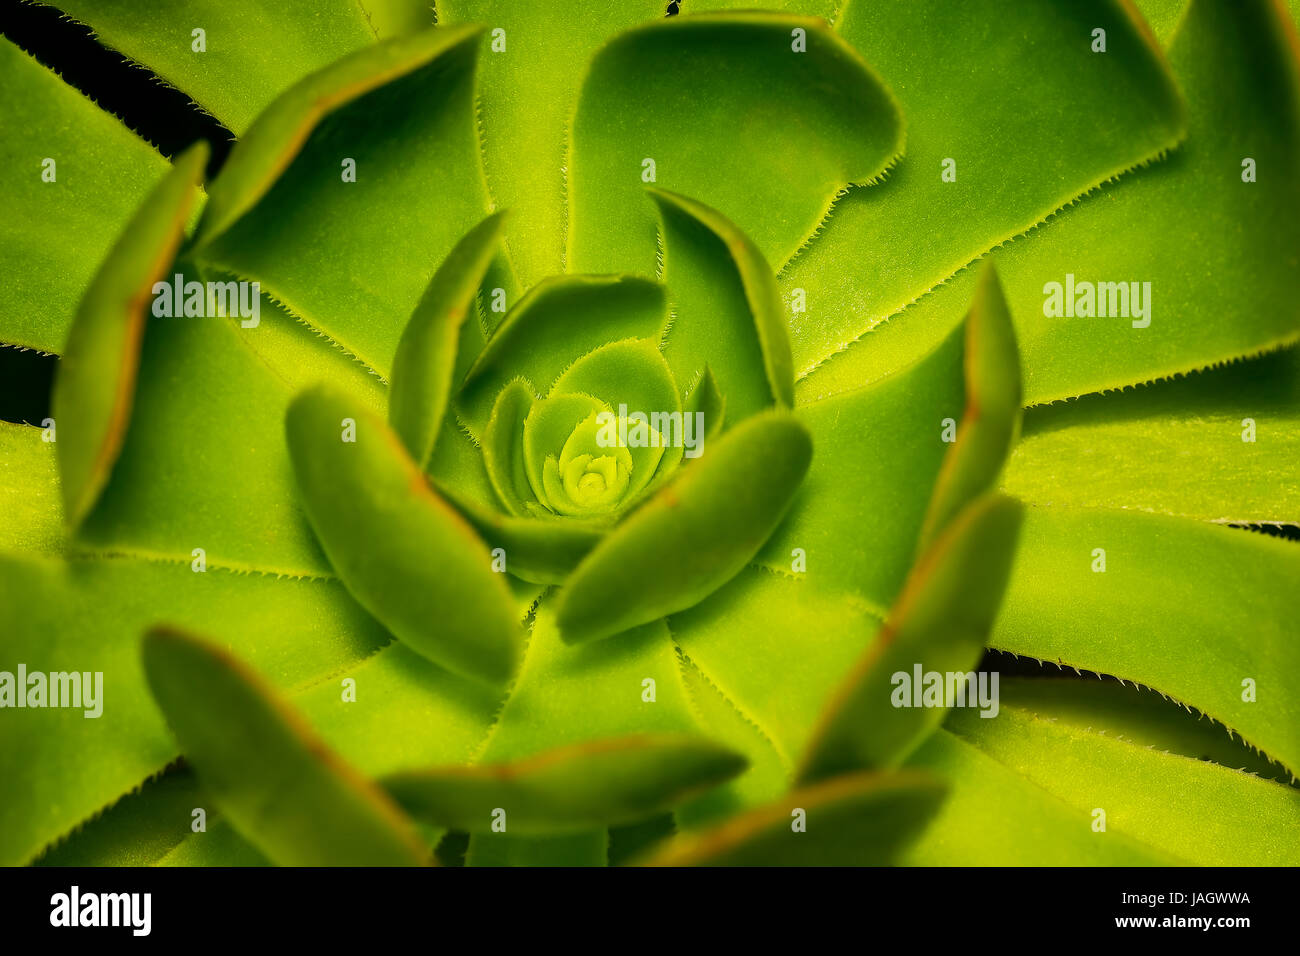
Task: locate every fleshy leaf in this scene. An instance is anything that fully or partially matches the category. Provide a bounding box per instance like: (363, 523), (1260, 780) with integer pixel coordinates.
(546, 338), (681, 503)
(672, 652), (788, 828)
(805, 0), (1300, 402)
(384, 734), (746, 834)
(650, 188), (793, 419)
(916, 263), (1021, 549)
(0, 422), (62, 555)
(481, 378), (539, 515)
(35, 767), (208, 867)
(567, 11), (903, 276)
(389, 211), (508, 468)
(902, 730), (1175, 865)
(939, 679), (1300, 865)
(641, 771), (946, 867)
(285, 383), (522, 685)
(993, 505), (1300, 776)
(685, 366), (725, 443)
(194, 24), (491, 377)
(52, 143), (207, 530)
(783, 0), (1186, 379)
(437, 0), (667, 287)
(522, 392), (611, 513)
(759, 323), (966, 609)
(983, 0), (1300, 401)
(0, 550), (388, 866)
(669, 568), (883, 773)
(142, 628), (430, 866)
(74, 289), (349, 577)
(0, 37), (170, 353)
(555, 410), (812, 644)
(1003, 346), (1300, 522)
(48, 1), (375, 134)
(798, 495), (1022, 783)
(465, 607), (703, 866)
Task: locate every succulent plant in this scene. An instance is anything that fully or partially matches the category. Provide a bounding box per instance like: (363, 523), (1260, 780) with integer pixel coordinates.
(1, 0), (1298, 868)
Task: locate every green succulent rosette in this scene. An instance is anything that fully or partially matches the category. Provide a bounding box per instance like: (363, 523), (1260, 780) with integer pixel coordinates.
(0, 0), (1297, 868)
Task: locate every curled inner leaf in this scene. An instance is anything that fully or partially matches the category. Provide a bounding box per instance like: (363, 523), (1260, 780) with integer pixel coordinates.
(555, 410), (813, 644)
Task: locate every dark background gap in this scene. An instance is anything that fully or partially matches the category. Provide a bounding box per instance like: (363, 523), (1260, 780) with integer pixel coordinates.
(0, 0), (233, 174)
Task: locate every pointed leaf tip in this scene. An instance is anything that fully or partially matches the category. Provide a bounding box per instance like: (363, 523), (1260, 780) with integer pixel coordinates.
(142, 626), (430, 867)
(917, 261), (1022, 551)
(286, 383), (522, 685)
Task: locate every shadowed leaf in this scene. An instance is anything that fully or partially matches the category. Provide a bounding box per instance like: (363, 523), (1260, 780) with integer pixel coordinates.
(47, 0), (376, 134)
(993, 505), (1300, 777)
